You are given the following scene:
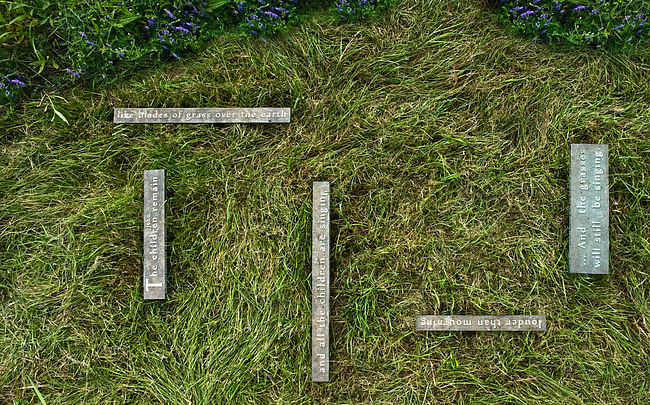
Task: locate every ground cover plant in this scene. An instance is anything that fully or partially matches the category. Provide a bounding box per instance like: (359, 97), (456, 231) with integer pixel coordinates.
(497, 0), (649, 48)
(1, 0), (649, 403)
(0, 0), (384, 106)
(334, 0), (389, 20)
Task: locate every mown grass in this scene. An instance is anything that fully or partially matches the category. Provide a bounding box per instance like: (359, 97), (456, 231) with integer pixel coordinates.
(1, 0), (649, 403)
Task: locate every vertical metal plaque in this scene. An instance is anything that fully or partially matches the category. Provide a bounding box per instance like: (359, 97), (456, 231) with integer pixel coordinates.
(312, 182), (330, 382)
(144, 170), (166, 299)
(569, 144), (609, 274)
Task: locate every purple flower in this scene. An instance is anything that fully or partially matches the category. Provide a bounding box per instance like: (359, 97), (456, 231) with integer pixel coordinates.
(10, 79), (25, 87)
(162, 45), (169, 51)
(573, 5), (587, 12)
(615, 24), (624, 30)
(592, 9), (599, 14)
(172, 53), (179, 59)
(65, 68), (81, 78)
(164, 9), (176, 19)
(79, 31), (86, 38)
(85, 40), (95, 46)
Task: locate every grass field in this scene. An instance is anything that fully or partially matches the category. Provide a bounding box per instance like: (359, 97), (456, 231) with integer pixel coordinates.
(1, 0), (649, 403)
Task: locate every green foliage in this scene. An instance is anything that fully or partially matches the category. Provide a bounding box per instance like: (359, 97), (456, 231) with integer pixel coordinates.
(1, 1), (649, 403)
(0, 0), (301, 105)
(234, 0), (299, 37)
(0, 0), (389, 106)
(0, 0), (57, 46)
(0, 71), (27, 101)
(497, 0), (649, 49)
(0, 0), (61, 75)
(333, 0), (389, 20)
(31, 1), (228, 78)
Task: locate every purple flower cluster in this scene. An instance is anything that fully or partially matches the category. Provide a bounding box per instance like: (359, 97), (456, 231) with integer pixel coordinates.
(335, 0), (354, 15)
(334, 0), (381, 20)
(145, 16), (155, 30)
(238, 1), (293, 37)
(0, 73), (27, 99)
(4, 0), (319, 104)
(502, 0), (648, 47)
(65, 68), (81, 78)
(236, 1), (245, 14)
(150, 4), (205, 59)
(61, 1), (213, 78)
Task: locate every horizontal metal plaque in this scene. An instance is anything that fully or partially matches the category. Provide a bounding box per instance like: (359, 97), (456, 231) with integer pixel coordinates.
(114, 108), (290, 124)
(416, 315), (546, 332)
(144, 170), (166, 300)
(312, 182), (330, 382)
(569, 144), (609, 274)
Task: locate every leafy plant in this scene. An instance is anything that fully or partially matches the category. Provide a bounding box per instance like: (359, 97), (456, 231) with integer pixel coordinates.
(0, 70), (27, 101)
(234, 0), (298, 38)
(496, 0), (649, 48)
(333, 0), (389, 20)
(0, 0), (391, 106)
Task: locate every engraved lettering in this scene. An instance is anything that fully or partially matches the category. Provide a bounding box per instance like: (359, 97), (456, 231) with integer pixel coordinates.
(114, 108), (290, 124)
(570, 144), (609, 273)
